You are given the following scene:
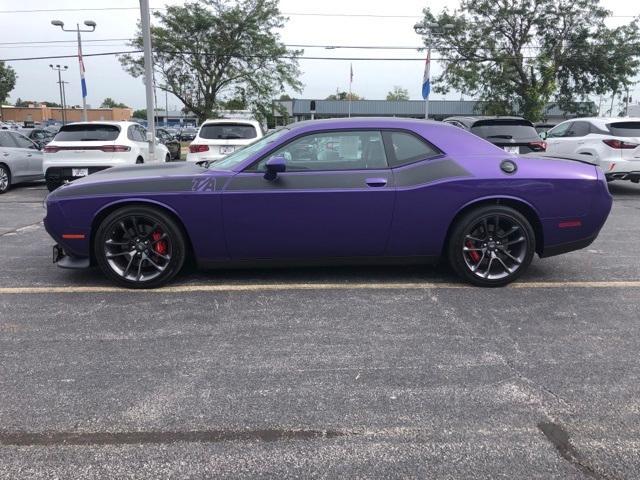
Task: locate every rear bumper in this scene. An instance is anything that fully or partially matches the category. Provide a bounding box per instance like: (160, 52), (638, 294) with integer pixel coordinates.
(185, 152), (226, 163)
(605, 170), (640, 182)
(539, 233), (598, 258)
(45, 166), (111, 184)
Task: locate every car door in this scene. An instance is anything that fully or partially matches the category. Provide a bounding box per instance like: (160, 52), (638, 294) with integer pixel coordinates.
(562, 121), (591, 154)
(222, 130), (396, 259)
(8, 131), (42, 177)
(0, 131), (31, 181)
(545, 121), (573, 154)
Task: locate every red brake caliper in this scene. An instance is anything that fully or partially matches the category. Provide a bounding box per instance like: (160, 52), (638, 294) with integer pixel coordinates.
(152, 231), (167, 255)
(466, 240), (480, 262)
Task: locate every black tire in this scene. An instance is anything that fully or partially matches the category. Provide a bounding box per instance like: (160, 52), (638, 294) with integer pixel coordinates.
(94, 206), (186, 289)
(0, 164), (11, 194)
(447, 205), (535, 287)
(136, 157), (144, 164)
(165, 154), (171, 163)
(46, 177), (62, 192)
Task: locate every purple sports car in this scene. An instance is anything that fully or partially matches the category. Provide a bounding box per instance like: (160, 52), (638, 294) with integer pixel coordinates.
(44, 118), (612, 288)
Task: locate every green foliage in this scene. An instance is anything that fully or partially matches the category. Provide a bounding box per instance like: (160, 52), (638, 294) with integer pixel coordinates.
(101, 97), (129, 108)
(0, 62), (17, 105)
(420, 0), (640, 121)
(120, 0), (302, 123)
(386, 86), (410, 101)
(13, 98), (61, 108)
(326, 91), (364, 100)
(132, 109), (147, 119)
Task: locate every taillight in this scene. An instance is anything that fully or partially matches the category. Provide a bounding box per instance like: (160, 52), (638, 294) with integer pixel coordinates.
(529, 141), (547, 151)
(43, 145), (59, 153)
(100, 145), (131, 152)
(189, 144), (209, 153)
(602, 139), (638, 149)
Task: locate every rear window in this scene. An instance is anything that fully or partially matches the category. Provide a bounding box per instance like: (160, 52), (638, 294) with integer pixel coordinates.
(54, 124), (120, 141)
(200, 123), (257, 140)
(607, 122), (640, 137)
(471, 119), (538, 140)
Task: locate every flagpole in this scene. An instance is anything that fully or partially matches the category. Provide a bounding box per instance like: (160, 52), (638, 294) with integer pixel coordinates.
(424, 45), (431, 120)
(348, 63), (353, 118)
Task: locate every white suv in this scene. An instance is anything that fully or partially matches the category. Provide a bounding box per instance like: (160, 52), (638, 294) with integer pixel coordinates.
(43, 121), (170, 191)
(544, 117), (640, 182)
(186, 119), (263, 163)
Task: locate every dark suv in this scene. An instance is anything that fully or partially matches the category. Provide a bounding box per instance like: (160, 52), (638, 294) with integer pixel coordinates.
(443, 116), (546, 154)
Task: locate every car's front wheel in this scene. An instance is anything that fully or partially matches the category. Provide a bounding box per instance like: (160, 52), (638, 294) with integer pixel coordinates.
(94, 206), (186, 288)
(0, 165), (11, 194)
(448, 205), (535, 287)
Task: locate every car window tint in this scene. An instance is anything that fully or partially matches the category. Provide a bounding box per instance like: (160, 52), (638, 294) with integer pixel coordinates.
(470, 119), (538, 140)
(55, 124), (120, 141)
(387, 131), (441, 167)
(200, 123), (257, 140)
(547, 122), (572, 138)
(9, 132), (34, 149)
(256, 131), (388, 172)
(137, 126), (148, 142)
(567, 121), (590, 137)
(607, 121), (640, 137)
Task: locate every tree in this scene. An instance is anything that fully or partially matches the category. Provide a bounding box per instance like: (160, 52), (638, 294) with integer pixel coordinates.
(326, 91), (364, 100)
(132, 109), (147, 118)
(101, 97), (129, 108)
(0, 62), (16, 105)
(419, 0), (640, 121)
(119, 0), (302, 123)
(386, 86), (410, 101)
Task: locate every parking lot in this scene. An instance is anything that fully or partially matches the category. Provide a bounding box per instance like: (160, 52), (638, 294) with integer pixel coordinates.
(0, 181), (639, 478)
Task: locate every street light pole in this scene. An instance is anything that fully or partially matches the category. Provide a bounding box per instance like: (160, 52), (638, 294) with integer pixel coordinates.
(51, 19), (96, 122)
(140, 0), (156, 155)
(49, 64), (68, 124)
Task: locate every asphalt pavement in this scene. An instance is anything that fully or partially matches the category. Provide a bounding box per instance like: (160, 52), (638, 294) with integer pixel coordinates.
(1, 180), (639, 479)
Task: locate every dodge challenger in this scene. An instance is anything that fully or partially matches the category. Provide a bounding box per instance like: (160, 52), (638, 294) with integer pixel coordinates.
(44, 118), (613, 288)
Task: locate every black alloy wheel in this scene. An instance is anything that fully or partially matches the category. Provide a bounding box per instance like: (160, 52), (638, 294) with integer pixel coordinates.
(0, 165), (10, 194)
(94, 206), (186, 288)
(448, 205), (535, 287)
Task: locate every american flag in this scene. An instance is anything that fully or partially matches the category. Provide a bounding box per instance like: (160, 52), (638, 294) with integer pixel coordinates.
(78, 40), (87, 98)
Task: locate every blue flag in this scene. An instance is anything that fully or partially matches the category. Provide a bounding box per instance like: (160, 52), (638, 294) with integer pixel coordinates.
(422, 51), (431, 100)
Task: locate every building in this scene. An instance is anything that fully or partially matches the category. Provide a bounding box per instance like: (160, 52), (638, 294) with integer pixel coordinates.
(273, 99), (597, 124)
(0, 105), (133, 125)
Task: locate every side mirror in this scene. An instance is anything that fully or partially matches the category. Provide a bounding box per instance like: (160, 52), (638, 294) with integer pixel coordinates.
(264, 155), (286, 180)
(539, 131), (548, 140)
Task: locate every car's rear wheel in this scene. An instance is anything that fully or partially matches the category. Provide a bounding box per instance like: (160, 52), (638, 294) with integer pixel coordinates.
(448, 205), (535, 287)
(0, 165), (11, 194)
(94, 206), (186, 288)
(165, 154), (171, 163)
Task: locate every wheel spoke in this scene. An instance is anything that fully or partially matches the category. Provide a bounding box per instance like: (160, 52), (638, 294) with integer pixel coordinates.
(146, 256), (165, 272)
(118, 221), (131, 239)
(465, 234), (485, 243)
(494, 215), (500, 236)
(463, 246), (484, 252)
(106, 239), (130, 246)
(500, 249), (522, 264)
(470, 250), (486, 272)
(150, 233), (168, 246)
(498, 225), (520, 239)
(483, 218), (490, 238)
(495, 255), (513, 273)
(106, 251), (131, 258)
(136, 257), (144, 281)
(122, 255), (135, 277)
(504, 236), (525, 246)
(483, 257), (495, 278)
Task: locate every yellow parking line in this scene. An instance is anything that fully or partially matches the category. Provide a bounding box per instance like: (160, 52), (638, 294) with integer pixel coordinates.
(0, 280), (639, 294)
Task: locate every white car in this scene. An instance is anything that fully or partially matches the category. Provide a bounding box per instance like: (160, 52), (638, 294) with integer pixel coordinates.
(185, 119), (263, 163)
(43, 121), (170, 191)
(544, 117), (640, 182)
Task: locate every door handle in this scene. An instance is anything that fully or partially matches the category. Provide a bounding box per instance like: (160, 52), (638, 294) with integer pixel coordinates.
(366, 178), (387, 187)
(2, 153), (8, 157)
(27, 154), (32, 157)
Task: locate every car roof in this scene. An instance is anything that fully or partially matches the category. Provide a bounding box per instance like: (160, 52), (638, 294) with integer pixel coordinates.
(201, 118), (261, 126)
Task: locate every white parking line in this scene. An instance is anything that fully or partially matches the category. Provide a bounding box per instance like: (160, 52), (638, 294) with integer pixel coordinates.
(0, 280), (639, 294)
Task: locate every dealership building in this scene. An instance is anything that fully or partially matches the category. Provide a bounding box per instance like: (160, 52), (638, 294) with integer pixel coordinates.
(273, 99), (597, 125)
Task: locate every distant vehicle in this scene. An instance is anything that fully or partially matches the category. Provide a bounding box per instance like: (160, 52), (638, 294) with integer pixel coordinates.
(44, 117), (611, 288)
(186, 119), (263, 163)
(543, 117), (640, 183)
(43, 121), (170, 191)
(156, 128), (181, 161)
(444, 116), (546, 154)
(0, 130), (44, 194)
(18, 128), (55, 149)
(178, 127), (198, 141)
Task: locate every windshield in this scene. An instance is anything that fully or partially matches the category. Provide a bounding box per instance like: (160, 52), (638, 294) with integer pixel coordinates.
(209, 128), (289, 171)
(200, 123), (257, 140)
(54, 124), (120, 142)
(471, 119), (538, 140)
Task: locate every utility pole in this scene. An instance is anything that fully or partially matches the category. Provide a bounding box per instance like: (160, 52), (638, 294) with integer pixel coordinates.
(625, 86), (630, 117)
(61, 81), (69, 124)
(139, 0), (156, 155)
(51, 19), (96, 122)
(49, 64), (68, 124)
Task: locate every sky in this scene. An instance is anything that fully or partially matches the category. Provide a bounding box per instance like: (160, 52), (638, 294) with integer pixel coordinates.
(1, 0), (639, 111)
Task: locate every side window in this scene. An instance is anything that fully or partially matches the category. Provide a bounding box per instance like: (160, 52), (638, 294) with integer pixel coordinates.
(137, 126), (148, 142)
(8, 132), (35, 149)
(386, 131), (441, 167)
(127, 125), (137, 141)
(547, 122), (572, 138)
(568, 121), (590, 137)
(0, 131), (15, 147)
(250, 130), (388, 172)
